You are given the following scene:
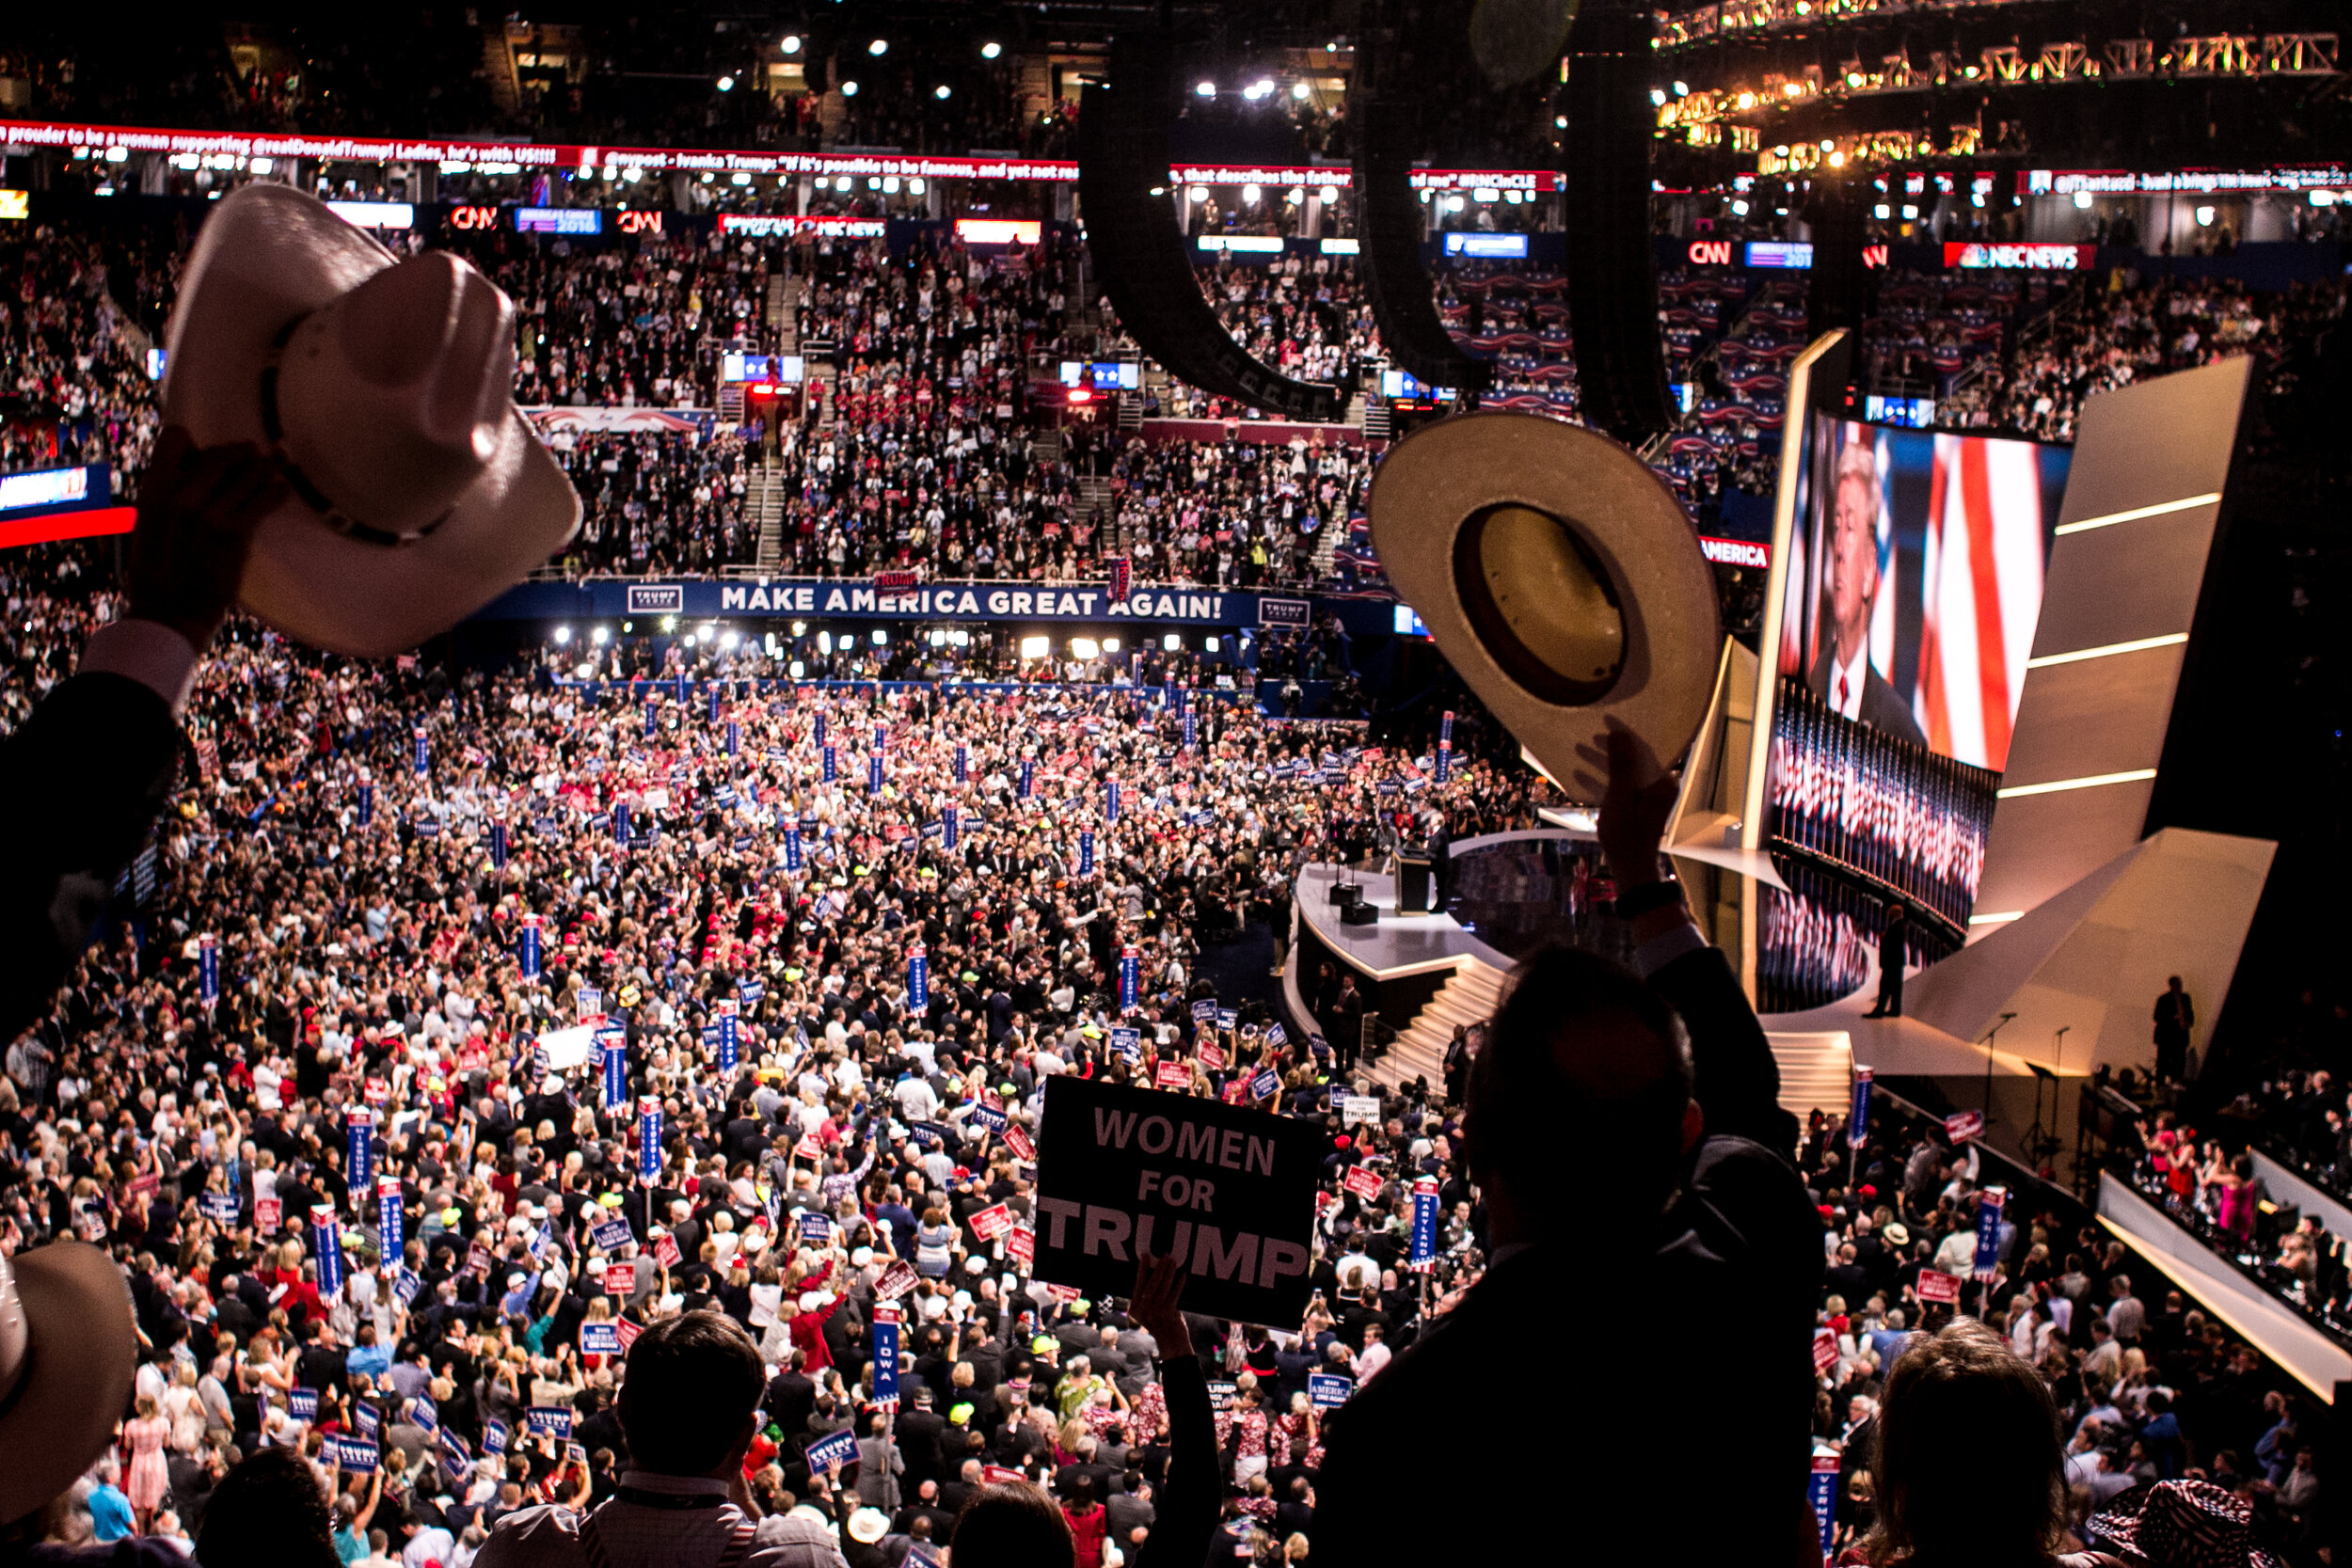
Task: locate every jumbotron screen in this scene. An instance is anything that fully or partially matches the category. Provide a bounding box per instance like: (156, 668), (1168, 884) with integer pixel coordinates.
(1756, 416), (2072, 1012)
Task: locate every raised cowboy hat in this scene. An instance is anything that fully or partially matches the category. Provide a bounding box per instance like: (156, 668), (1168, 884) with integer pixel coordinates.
(1367, 412), (1720, 797)
(164, 182), (580, 657)
(0, 1242), (139, 1524)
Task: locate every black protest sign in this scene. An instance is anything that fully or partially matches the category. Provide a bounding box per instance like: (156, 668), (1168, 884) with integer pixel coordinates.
(1034, 1075), (1324, 1325)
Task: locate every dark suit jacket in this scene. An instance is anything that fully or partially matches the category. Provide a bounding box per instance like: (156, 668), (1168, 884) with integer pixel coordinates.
(1807, 650), (1930, 751)
(1310, 944), (1821, 1567)
(0, 672), (183, 1043)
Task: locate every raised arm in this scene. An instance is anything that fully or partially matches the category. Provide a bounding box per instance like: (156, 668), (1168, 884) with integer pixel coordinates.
(1595, 728), (1795, 1156)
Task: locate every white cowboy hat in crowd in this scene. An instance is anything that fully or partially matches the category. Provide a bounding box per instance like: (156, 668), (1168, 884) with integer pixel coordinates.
(164, 182), (579, 657)
(1367, 412), (1721, 797)
(848, 1508), (894, 1544)
(0, 1243), (138, 1524)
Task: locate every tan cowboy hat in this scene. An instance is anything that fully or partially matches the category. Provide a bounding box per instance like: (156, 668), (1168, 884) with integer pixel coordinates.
(0, 1242), (138, 1524)
(1367, 412), (1720, 797)
(164, 182), (580, 657)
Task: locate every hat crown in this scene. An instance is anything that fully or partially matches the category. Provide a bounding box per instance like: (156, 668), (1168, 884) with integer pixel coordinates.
(2139, 1480), (2254, 1564)
(277, 251), (516, 542)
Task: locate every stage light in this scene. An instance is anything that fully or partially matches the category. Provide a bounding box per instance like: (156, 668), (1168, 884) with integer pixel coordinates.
(596, 626), (612, 643)
(1736, 92), (1755, 109)
(2196, 205), (2215, 226)
(818, 631), (834, 654)
(872, 630), (888, 646)
(729, 171), (752, 186)
(1651, 88), (1666, 105)
(949, 628), (970, 647)
(782, 35), (802, 53)
(1320, 185), (1339, 203)
(1674, 81), (1689, 95)
(1875, 204), (1890, 220)
(1071, 638), (1100, 659)
(866, 177), (881, 190)
(1196, 80), (1216, 98)
(835, 176), (853, 191)
(1901, 204), (1917, 218)
(1246, 78), (1274, 100)
(929, 629), (947, 647)
(789, 659), (805, 677)
(717, 75), (736, 92)
(1242, 184), (1262, 205)
(791, 622), (807, 636)
(935, 85), (952, 99)
(1188, 186), (1208, 203)
(1555, 116), (1567, 129)
(2310, 190), (2338, 207)
(909, 179), (925, 195)
(554, 626), (572, 644)
(868, 39), (888, 55)
(841, 80), (860, 96)
(1731, 198), (1749, 214)
(660, 616), (677, 632)
(1443, 195), (1465, 213)
(2071, 190), (2093, 209)
(1162, 633), (1182, 651)
(1203, 637), (1220, 652)
(1847, 71), (1864, 87)
(1019, 635), (1051, 660)
(981, 41), (1002, 59)
(1292, 82), (1310, 100)
(721, 631), (739, 651)
(1286, 187), (1303, 205)
(1103, 638), (1120, 653)
(681, 632), (698, 647)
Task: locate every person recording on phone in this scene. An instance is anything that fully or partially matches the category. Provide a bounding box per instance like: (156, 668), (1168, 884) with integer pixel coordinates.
(1809, 441), (1929, 750)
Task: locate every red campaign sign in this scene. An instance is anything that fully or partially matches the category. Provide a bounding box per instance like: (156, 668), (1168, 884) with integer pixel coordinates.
(1007, 1226), (1035, 1266)
(127, 1171), (160, 1198)
(468, 1240), (496, 1276)
(614, 1318), (643, 1351)
(981, 1465), (1025, 1484)
(1045, 1283), (1083, 1303)
(1916, 1269), (1963, 1304)
(1812, 1328), (1840, 1374)
(1003, 1125), (1036, 1163)
(1198, 1041), (1227, 1070)
(971, 1203), (1014, 1243)
(1154, 1060), (1191, 1090)
(1944, 1111), (1984, 1143)
(655, 1233), (683, 1270)
(602, 1263), (637, 1296)
(254, 1197), (283, 1233)
(1222, 1079), (1248, 1103)
(874, 1259), (921, 1301)
(795, 1132), (822, 1160)
(1343, 1165), (1384, 1201)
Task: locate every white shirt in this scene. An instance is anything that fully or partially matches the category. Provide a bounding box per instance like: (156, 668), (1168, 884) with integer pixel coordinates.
(1829, 645), (1870, 721)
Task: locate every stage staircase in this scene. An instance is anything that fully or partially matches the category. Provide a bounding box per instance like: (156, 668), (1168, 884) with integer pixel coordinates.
(752, 465), (788, 569)
(1375, 959), (1507, 1091)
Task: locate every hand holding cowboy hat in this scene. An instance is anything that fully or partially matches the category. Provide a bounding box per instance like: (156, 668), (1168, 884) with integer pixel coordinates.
(162, 182), (580, 657)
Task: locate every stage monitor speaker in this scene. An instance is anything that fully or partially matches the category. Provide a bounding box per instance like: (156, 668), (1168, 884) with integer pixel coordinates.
(1328, 881), (1364, 908)
(1341, 901), (1381, 926)
(1353, 96), (1493, 403)
(1078, 37), (1344, 422)
(1561, 1), (1671, 445)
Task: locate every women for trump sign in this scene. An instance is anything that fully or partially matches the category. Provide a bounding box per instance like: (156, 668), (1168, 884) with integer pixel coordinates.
(1033, 1076), (1323, 1324)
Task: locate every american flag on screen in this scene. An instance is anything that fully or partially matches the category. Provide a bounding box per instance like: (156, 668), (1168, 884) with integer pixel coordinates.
(1914, 436), (2046, 771)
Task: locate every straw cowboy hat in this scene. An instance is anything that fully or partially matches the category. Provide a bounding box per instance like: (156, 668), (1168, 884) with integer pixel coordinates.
(1367, 412), (1720, 797)
(164, 182), (579, 657)
(0, 1242), (138, 1524)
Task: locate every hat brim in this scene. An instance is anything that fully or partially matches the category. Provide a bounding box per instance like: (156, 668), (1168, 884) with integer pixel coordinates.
(0, 1243), (138, 1525)
(1366, 412), (1720, 797)
(163, 183), (580, 658)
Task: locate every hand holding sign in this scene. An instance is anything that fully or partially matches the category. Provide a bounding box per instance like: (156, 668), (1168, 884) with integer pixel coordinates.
(1128, 1250), (1194, 1360)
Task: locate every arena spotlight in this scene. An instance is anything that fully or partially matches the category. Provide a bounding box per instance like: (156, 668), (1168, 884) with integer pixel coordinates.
(836, 177), (854, 191)
(1320, 185), (1339, 204)
(1162, 633), (1182, 652)
(717, 74), (736, 92)
(868, 39), (888, 55)
(554, 626), (572, 644)
(781, 35), (802, 53)
(872, 630), (888, 646)
(1195, 80), (1216, 98)
(660, 616), (677, 633)
(1203, 637), (1220, 652)
(841, 80), (860, 96)
(2073, 191), (2093, 209)
(1242, 183), (1262, 204)
(981, 40), (1002, 59)
(731, 172), (752, 186)
(2196, 206), (2216, 226)
(789, 659), (806, 678)
(935, 85), (952, 99)
(1292, 82), (1310, 100)
(818, 631), (834, 655)
(1019, 635), (1051, 660)
(791, 621), (807, 636)
(1187, 186), (1208, 203)
(909, 179), (926, 195)
(1444, 195), (1465, 213)
(1103, 639), (1120, 654)
(949, 628), (970, 647)
(929, 629), (947, 647)
(1070, 638), (1101, 659)
(720, 632), (739, 653)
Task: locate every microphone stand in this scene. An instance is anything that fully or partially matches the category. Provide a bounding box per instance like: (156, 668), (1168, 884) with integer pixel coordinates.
(1980, 1012), (2018, 1127)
